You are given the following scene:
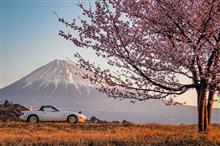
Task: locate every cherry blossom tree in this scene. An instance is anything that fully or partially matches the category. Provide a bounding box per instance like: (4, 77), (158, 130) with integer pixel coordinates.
(58, 0), (220, 132)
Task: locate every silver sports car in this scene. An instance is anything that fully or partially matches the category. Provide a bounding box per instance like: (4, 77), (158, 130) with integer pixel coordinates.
(19, 105), (86, 124)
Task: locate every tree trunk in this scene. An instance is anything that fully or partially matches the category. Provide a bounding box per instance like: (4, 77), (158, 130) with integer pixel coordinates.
(198, 95), (206, 132)
(207, 90), (215, 125)
(204, 103), (209, 131)
(197, 85), (215, 133)
(197, 82), (208, 132)
(196, 87), (201, 121)
(196, 88), (200, 107)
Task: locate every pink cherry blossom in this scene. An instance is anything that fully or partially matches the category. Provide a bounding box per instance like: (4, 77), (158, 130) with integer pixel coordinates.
(59, 0), (220, 132)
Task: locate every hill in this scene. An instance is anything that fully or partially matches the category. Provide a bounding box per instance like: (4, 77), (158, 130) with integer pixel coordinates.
(0, 101), (28, 121)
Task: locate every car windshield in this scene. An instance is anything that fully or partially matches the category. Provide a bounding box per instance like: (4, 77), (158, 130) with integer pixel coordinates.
(54, 106), (64, 111)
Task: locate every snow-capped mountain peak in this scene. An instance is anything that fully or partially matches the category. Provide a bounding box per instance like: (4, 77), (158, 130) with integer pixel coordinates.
(22, 59), (91, 89)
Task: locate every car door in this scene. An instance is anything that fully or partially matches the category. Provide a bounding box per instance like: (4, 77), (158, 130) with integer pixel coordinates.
(41, 107), (58, 121)
(50, 106), (66, 121)
(41, 106), (66, 121)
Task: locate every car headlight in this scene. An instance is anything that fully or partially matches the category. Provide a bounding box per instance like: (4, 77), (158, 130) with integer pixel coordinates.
(79, 115), (86, 119)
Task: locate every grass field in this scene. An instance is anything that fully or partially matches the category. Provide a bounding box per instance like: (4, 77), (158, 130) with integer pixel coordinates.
(0, 121), (219, 146)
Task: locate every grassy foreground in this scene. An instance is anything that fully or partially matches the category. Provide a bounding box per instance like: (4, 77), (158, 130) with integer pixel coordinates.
(0, 121), (219, 146)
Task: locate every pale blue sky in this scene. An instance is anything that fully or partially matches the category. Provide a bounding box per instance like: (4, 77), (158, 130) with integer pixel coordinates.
(0, 0), (219, 108)
(0, 0), (95, 88)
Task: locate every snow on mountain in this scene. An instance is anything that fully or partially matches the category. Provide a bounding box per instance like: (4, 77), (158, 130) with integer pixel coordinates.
(22, 59), (92, 91)
(0, 59), (219, 123)
(0, 59), (100, 104)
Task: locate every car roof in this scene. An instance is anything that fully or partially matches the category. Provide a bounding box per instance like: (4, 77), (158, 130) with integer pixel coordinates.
(41, 105), (56, 107)
(40, 105), (63, 110)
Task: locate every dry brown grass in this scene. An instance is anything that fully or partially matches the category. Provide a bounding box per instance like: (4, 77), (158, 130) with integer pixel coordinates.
(0, 121), (219, 146)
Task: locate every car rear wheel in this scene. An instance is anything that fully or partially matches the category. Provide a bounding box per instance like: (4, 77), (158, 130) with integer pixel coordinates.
(68, 115), (77, 124)
(28, 115), (39, 124)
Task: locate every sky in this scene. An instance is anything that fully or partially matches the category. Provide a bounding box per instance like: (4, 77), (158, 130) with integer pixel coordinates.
(0, 0), (219, 108)
(0, 0), (95, 88)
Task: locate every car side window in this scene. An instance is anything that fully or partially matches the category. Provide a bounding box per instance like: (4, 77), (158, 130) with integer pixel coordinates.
(43, 107), (56, 112)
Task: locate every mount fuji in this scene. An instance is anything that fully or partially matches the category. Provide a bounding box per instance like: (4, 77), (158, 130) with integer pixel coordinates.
(0, 59), (219, 123)
(0, 59), (103, 108)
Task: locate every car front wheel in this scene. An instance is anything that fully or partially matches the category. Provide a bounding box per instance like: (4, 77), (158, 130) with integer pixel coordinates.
(28, 115), (39, 124)
(68, 115), (77, 124)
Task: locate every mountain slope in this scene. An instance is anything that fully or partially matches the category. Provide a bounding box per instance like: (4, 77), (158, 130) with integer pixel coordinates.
(0, 59), (94, 101)
(0, 59), (219, 123)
